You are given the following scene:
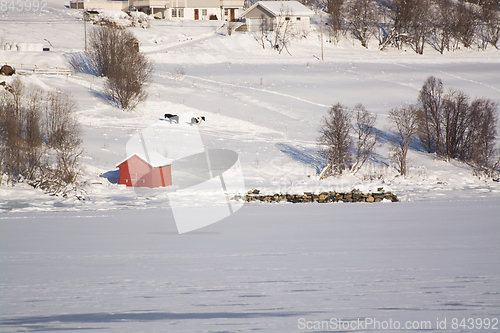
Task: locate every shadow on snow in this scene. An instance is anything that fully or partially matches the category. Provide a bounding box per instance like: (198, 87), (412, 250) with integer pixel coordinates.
(276, 143), (324, 174)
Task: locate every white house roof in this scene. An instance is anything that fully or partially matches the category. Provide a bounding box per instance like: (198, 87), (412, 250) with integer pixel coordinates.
(117, 152), (172, 168)
(242, 1), (314, 17)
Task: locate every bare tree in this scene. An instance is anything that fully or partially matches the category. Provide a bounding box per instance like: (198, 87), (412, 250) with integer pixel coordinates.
(416, 76), (499, 177)
(87, 26), (122, 77)
(431, 0), (456, 53)
(390, 0), (413, 49)
(465, 98), (499, 176)
(442, 89), (469, 160)
(44, 90), (79, 149)
(390, 0), (432, 53)
(87, 26), (153, 110)
(478, 0), (500, 49)
(389, 105), (419, 176)
(23, 87), (44, 181)
(271, 4), (295, 54)
(454, 0), (477, 48)
(417, 76), (444, 154)
(0, 77), (28, 183)
(410, 0), (431, 54)
(326, 0), (345, 41)
(346, 0), (378, 48)
(351, 103), (378, 174)
(0, 78), (83, 196)
(104, 51), (153, 110)
(374, 2), (393, 48)
(259, 14), (268, 49)
(318, 103), (353, 178)
(0, 93), (24, 183)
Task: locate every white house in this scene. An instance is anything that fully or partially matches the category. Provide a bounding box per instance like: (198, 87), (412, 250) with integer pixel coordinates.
(70, 0), (245, 21)
(70, 0), (129, 11)
(241, 1), (314, 32)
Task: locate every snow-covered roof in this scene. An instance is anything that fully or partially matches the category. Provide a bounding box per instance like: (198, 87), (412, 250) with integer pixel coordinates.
(243, 1), (314, 17)
(117, 152), (171, 168)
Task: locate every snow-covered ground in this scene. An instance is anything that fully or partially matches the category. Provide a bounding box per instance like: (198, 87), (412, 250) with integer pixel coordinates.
(0, 0), (499, 331)
(1, 201), (499, 332)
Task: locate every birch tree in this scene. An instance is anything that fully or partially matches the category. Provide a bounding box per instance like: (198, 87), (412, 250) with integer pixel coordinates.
(389, 105), (419, 176)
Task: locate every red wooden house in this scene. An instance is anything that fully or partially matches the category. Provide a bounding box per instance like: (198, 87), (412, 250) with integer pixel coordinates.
(117, 152), (172, 188)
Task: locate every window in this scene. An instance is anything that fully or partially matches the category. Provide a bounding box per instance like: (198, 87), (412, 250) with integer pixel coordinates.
(285, 17), (290, 21)
(172, 8), (177, 17)
(178, 8), (184, 18)
(224, 8), (228, 16)
(296, 17), (301, 21)
(202, 9), (207, 16)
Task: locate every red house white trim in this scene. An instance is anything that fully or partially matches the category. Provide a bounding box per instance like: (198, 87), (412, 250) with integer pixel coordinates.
(117, 152), (172, 188)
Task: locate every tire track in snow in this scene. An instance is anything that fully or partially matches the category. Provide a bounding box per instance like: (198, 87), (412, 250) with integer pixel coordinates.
(394, 63), (500, 93)
(178, 74), (330, 108)
(143, 29), (223, 54)
(436, 70), (500, 93)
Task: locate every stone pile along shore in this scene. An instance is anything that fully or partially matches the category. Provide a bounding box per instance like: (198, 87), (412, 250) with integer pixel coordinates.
(242, 190), (398, 203)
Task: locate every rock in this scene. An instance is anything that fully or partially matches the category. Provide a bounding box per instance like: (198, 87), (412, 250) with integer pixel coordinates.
(244, 191), (398, 204)
(1, 65), (15, 76)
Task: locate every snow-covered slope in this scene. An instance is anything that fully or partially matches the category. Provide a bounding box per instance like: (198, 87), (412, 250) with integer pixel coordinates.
(1, 7), (500, 211)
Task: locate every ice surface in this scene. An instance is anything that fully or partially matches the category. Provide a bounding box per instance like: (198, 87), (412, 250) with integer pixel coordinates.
(1, 200), (499, 332)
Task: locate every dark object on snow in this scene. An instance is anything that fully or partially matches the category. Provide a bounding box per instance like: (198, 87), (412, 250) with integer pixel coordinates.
(191, 116), (206, 126)
(43, 47), (50, 51)
(125, 38), (140, 52)
(164, 113), (179, 123)
(1, 81), (15, 94)
(1, 65), (15, 76)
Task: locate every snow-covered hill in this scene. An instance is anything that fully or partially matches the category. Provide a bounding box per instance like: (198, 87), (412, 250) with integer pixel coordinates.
(1, 2), (500, 211)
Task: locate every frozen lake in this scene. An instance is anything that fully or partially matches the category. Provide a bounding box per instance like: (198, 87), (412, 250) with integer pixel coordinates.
(1, 200), (499, 332)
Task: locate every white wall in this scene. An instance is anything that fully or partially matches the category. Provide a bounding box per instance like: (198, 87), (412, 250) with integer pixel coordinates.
(246, 15), (310, 32)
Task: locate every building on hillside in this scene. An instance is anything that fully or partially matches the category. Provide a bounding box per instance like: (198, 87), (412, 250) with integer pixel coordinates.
(70, 0), (129, 11)
(83, 9), (100, 20)
(117, 152), (172, 188)
(70, 0), (245, 21)
(241, 1), (314, 32)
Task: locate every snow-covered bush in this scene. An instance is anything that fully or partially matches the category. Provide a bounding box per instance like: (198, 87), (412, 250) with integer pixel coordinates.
(90, 10), (151, 29)
(128, 11), (151, 29)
